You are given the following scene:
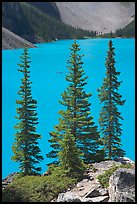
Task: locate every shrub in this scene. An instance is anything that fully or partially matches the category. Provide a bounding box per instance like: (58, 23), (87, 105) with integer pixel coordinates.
(2, 167), (77, 202)
(97, 163), (132, 188)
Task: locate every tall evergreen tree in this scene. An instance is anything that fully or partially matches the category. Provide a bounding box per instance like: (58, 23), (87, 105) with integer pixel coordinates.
(12, 48), (43, 175)
(97, 40), (126, 160)
(47, 40), (103, 167)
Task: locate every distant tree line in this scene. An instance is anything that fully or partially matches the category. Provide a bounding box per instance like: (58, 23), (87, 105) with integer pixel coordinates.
(102, 17), (135, 38)
(115, 17), (135, 38)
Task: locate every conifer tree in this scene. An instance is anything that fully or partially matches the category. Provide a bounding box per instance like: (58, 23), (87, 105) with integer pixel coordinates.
(58, 128), (86, 179)
(12, 48), (43, 175)
(97, 40), (126, 159)
(47, 41), (103, 168)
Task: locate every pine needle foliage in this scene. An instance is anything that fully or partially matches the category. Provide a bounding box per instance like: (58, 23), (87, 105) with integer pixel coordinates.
(47, 41), (104, 173)
(12, 48), (43, 176)
(97, 40), (126, 159)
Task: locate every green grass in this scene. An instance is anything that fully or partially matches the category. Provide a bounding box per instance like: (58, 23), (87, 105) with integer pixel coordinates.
(97, 163), (132, 188)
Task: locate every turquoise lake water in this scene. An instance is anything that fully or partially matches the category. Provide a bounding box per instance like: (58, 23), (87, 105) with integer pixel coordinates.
(2, 38), (135, 179)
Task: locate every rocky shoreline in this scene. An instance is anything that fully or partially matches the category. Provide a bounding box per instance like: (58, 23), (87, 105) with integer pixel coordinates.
(2, 157), (135, 202)
(55, 158), (135, 202)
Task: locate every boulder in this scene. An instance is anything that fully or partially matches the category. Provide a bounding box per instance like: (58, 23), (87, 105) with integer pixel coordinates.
(56, 192), (82, 202)
(90, 196), (109, 202)
(80, 197), (93, 202)
(85, 188), (101, 198)
(81, 195), (109, 202)
(115, 157), (134, 165)
(98, 188), (108, 196)
(108, 168), (135, 202)
(93, 160), (121, 171)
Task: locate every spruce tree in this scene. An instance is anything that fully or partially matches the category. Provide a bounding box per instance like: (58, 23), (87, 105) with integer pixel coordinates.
(47, 40), (103, 168)
(97, 40), (126, 160)
(12, 48), (43, 175)
(58, 128), (86, 179)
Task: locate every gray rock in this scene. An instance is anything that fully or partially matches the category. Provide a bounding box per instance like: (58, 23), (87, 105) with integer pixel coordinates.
(89, 196), (109, 202)
(82, 179), (89, 183)
(57, 192), (82, 202)
(55, 160), (135, 203)
(2, 172), (18, 189)
(81, 197), (93, 202)
(98, 188), (108, 196)
(82, 195), (109, 202)
(76, 182), (84, 188)
(89, 176), (94, 181)
(115, 157), (135, 165)
(93, 160), (121, 171)
(108, 193), (135, 202)
(56, 2), (135, 33)
(79, 187), (85, 191)
(2, 27), (36, 50)
(109, 168), (135, 202)
(85, 188), (101, 198)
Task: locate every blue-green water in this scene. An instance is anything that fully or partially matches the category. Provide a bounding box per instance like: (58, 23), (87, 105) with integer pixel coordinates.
(2, 38), (135, 179)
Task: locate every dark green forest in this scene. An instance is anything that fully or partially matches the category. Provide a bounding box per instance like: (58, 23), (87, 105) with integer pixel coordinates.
(102, 17), (135, 38)
(28, 2), (61, 19)
(115, 17), (135, 37)
(2, 2), (96, 43)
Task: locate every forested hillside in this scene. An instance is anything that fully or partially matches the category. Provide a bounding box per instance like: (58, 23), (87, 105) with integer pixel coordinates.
(28, 2), (61, 19)
(2, 2), (35, 42)
(102, 16), (135, 38)
(2, 2), (95, 43)
(115, 17), (135, 37)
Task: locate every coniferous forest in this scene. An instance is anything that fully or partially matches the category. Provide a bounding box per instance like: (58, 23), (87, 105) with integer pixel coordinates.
(2, 2), (134, 45)
(2, 2), (96, 43)
(2, 40), (128, 202)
